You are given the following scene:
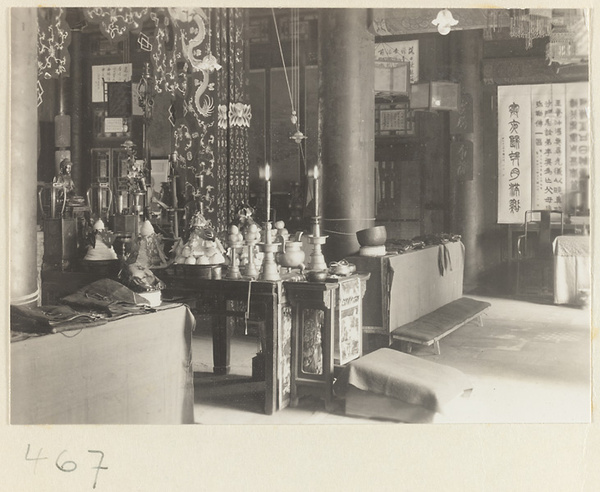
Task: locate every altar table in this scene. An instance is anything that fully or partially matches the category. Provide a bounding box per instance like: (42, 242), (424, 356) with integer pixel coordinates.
(11, 304), (195, 425)
(161, 270), (367, 414)
(347, 241), (464, 341)
(160, 271), (296, 415)
(553, 235), (590, 305)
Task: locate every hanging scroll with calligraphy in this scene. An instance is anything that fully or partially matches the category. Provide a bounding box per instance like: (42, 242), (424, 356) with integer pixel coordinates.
(375, 40), (419, 84)
(531, 84), (566, 210)
(565, 82), (590, 215)
(498, 85), (532, 223)
(497, 82), (589, 224)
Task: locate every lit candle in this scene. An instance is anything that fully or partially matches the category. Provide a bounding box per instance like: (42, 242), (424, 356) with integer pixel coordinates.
(196, 174), (205, 214)
(313, 163), (319, 217)
(265, 162), (271, 223)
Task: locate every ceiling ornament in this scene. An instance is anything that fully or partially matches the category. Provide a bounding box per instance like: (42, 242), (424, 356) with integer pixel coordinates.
(37, 7), (72, 80)
(509, 9), (553, 49)
(82, 8), (150, 43)
(370, 8), (490, 36)
(545, 10), (589, 67)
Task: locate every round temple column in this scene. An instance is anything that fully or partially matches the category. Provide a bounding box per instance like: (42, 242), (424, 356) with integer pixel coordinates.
(70, 27), (83, 192)
(319, 9), (375, 261)
(10, 9), (39, 307)
(450, 30), (486, 290)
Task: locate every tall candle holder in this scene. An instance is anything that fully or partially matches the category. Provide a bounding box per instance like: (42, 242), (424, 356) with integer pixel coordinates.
(227, 244), (243, 279)
(169, 151), (180, 238)
(244, 238), (260, 279)
(194, 173), (205, 217)
(307, 215), (328, 272)
(259, 222), (280, 281)
(307, 162), (327, 272)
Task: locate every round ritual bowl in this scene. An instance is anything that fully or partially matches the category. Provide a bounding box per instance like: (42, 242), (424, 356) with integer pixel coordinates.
(356, 226), (387, 247)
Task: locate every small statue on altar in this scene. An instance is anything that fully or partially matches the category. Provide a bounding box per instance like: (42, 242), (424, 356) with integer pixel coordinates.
(54, 158), (76, 206)
(122, 140), (147, 195)
(52, 158), (86, 211)
(54, 158), (76, 196)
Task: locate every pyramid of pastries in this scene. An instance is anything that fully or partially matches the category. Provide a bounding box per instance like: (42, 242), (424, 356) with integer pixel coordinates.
(172, 212), (226, 265)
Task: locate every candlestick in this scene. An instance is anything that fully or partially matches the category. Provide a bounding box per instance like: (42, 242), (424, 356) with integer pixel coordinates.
(265, 163), (271, 223)
(313, 163), (319, 217)
(307, 217), (328, 272)
(170, 152), (179, 238)
(259, 222), (280, 281)
(245, 240), (259, 278)
(196, 173), (204, 215)
(227, 245), (242, 279)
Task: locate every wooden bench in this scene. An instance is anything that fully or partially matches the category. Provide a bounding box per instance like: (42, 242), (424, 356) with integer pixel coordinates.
(391, 297), (491, 355)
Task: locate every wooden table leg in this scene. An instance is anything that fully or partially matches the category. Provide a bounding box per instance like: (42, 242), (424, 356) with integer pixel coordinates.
(212, 294), (230, 375)
(263, 290), (278, 415)
(212, 318), (230, 375)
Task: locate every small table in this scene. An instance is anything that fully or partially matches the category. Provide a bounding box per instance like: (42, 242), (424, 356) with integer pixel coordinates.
(553, 235), (590, 305)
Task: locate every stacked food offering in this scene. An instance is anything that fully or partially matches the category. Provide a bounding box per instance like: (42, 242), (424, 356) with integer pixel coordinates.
(171, 212), (227, 266)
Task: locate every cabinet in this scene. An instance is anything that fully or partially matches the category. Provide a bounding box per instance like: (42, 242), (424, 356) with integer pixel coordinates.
(375, 158), (422, 239)
(285, 274), (368, 411)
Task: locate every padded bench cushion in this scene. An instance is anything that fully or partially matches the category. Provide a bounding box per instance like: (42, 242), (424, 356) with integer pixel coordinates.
(392, 297), (491, 345)
(335, 348), (472, 413)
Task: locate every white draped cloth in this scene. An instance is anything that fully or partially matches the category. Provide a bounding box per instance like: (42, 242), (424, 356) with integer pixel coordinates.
(553, 235), (590, 305)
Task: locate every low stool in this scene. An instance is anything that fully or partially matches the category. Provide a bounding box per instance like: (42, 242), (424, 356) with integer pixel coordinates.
(335, 348), (472, 423)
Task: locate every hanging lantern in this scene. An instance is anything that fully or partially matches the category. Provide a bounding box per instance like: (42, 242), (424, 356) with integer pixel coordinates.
(375, 60), (410, 98)
(431, 9), (459, 36)
(509, 8), (552, 49)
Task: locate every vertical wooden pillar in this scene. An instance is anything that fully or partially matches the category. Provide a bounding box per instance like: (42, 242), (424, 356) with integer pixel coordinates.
(319, 9), (375, 261)
(450, 30), (485, 289)
(70, 27), (83, 193)
(11, 9), (39, 307)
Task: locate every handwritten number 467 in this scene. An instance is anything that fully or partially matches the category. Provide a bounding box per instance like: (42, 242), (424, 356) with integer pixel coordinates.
(26, 445), (108, 489)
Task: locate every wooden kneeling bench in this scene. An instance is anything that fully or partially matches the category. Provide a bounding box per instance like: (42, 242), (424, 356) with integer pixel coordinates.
(391, 297), (491, 355)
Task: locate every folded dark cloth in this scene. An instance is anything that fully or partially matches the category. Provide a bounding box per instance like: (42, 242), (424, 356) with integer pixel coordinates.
(11, 304), (107, 334)
(412, 233), (461, 246)
(61, 278), (154, 319)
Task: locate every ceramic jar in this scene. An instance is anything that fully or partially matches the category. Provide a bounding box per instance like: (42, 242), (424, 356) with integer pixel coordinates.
(277, 241), (305, 269)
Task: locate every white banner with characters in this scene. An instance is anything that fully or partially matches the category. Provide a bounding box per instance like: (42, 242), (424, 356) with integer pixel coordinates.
(498, 85), (532, 223)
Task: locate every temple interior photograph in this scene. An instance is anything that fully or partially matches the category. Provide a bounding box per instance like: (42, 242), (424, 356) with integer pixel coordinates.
(7, 7), (592, 425)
